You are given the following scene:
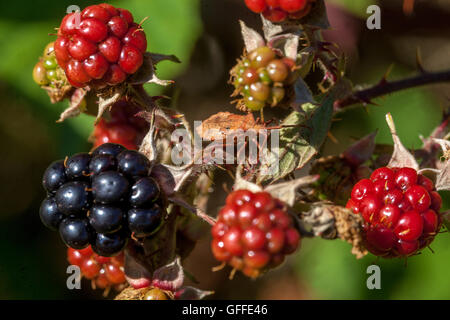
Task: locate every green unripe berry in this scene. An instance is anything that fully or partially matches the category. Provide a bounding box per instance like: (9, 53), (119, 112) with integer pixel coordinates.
(46, 69), (58, 81)
(270, 87), (285, 105)
(237, 65), (246, 76)
(33, 61), (49, 85)
(258, 69), (272, 84)
(267, 59), (289, 82)
(249, 47), (276, 69)
(43, 57), (58, 70)
(249, 82), (270, 101)
(244, 95), (265, 111)
(43, 42), (55, 57)
(242, 84), (251, 96)
(234, 76), (245, 88)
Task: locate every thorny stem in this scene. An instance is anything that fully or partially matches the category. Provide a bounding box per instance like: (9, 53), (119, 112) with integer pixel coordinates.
(334, 69), (450, 110)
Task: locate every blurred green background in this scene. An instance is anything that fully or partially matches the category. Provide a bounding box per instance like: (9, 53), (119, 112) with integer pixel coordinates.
(0, 0), (449, 299)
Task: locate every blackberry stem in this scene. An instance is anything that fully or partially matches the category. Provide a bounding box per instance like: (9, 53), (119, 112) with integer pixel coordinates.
(334, 69), (450, 110)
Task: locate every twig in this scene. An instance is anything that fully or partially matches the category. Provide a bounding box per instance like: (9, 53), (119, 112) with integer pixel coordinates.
(334, 69), (450, 110)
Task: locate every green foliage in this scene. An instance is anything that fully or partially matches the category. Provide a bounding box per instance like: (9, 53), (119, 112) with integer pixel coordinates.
(260, 97), (333, 182)
(328, 0), (378, 18)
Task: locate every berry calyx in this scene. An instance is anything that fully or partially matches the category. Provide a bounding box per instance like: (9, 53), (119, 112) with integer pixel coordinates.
(54, 4), (147, 88)
(346, 167), (443, 258)
(211, 190), (300, 278)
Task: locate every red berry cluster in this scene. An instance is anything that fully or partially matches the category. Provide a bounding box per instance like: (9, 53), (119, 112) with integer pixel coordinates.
(346, 167), (443, 258)
(67, 245), (126, 291)
(211, 190), (300, 278)
(54, 3), (147, 88)
(93, 100), (148, 150)
(244, 0), (315, 23)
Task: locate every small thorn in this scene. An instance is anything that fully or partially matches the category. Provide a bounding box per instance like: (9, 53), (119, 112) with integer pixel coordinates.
(427, 246), (435, 254)
(327, 131), (339, 144)
(379, 64), (395, 85)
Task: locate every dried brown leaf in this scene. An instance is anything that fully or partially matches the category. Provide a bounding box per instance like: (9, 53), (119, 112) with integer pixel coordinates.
(386, 113), (419, 170)
(265, 175), (319, 206)
(239, 20), (265, 52)
(56, 88), (88, 123)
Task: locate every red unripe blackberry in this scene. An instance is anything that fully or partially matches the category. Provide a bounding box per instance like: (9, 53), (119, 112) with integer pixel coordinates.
(422, 209), (439, 236)
(237, 203), (258, 228)
(351, 179), (374, 202)
(266, 0), (281, 8)
(262, 8), (288, 22)
(244, 0), (267, 13)
(394, 210), (423, 241)
(279, 0), (307, 12)
(211, 239), (230, 262)
(371, 167), (396, 182)
(81, 258), (101, 279)
(55, 4), (147, 88)
(378, 205), (401, 229)
(394, 167), (418, 190)
(223, 227), (244, 256)
(67, 246), (126, 292)
(404, 185), (431, 212)
(242, 227), (266, 250)
(93, 100), (148, 150)
(105, 263), (126, 284)
(244, 0), (314, 23)
(346, 167), (443, 258)
(211, 190), (300, 278)
(430, 191), (442, 211)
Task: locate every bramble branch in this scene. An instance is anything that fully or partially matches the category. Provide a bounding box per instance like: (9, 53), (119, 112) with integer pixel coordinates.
(334, 69), (450, 110)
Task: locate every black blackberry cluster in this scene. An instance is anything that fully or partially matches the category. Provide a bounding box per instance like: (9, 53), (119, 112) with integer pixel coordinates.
(40, 143), (164, 257)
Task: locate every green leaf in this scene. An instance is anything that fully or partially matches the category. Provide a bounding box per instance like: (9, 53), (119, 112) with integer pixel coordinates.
(328, 0), (379, 18)
(259, 96), (334, 183)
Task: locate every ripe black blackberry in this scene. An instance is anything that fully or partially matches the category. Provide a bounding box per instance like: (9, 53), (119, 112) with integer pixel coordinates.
(40, 143), (164, 257)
